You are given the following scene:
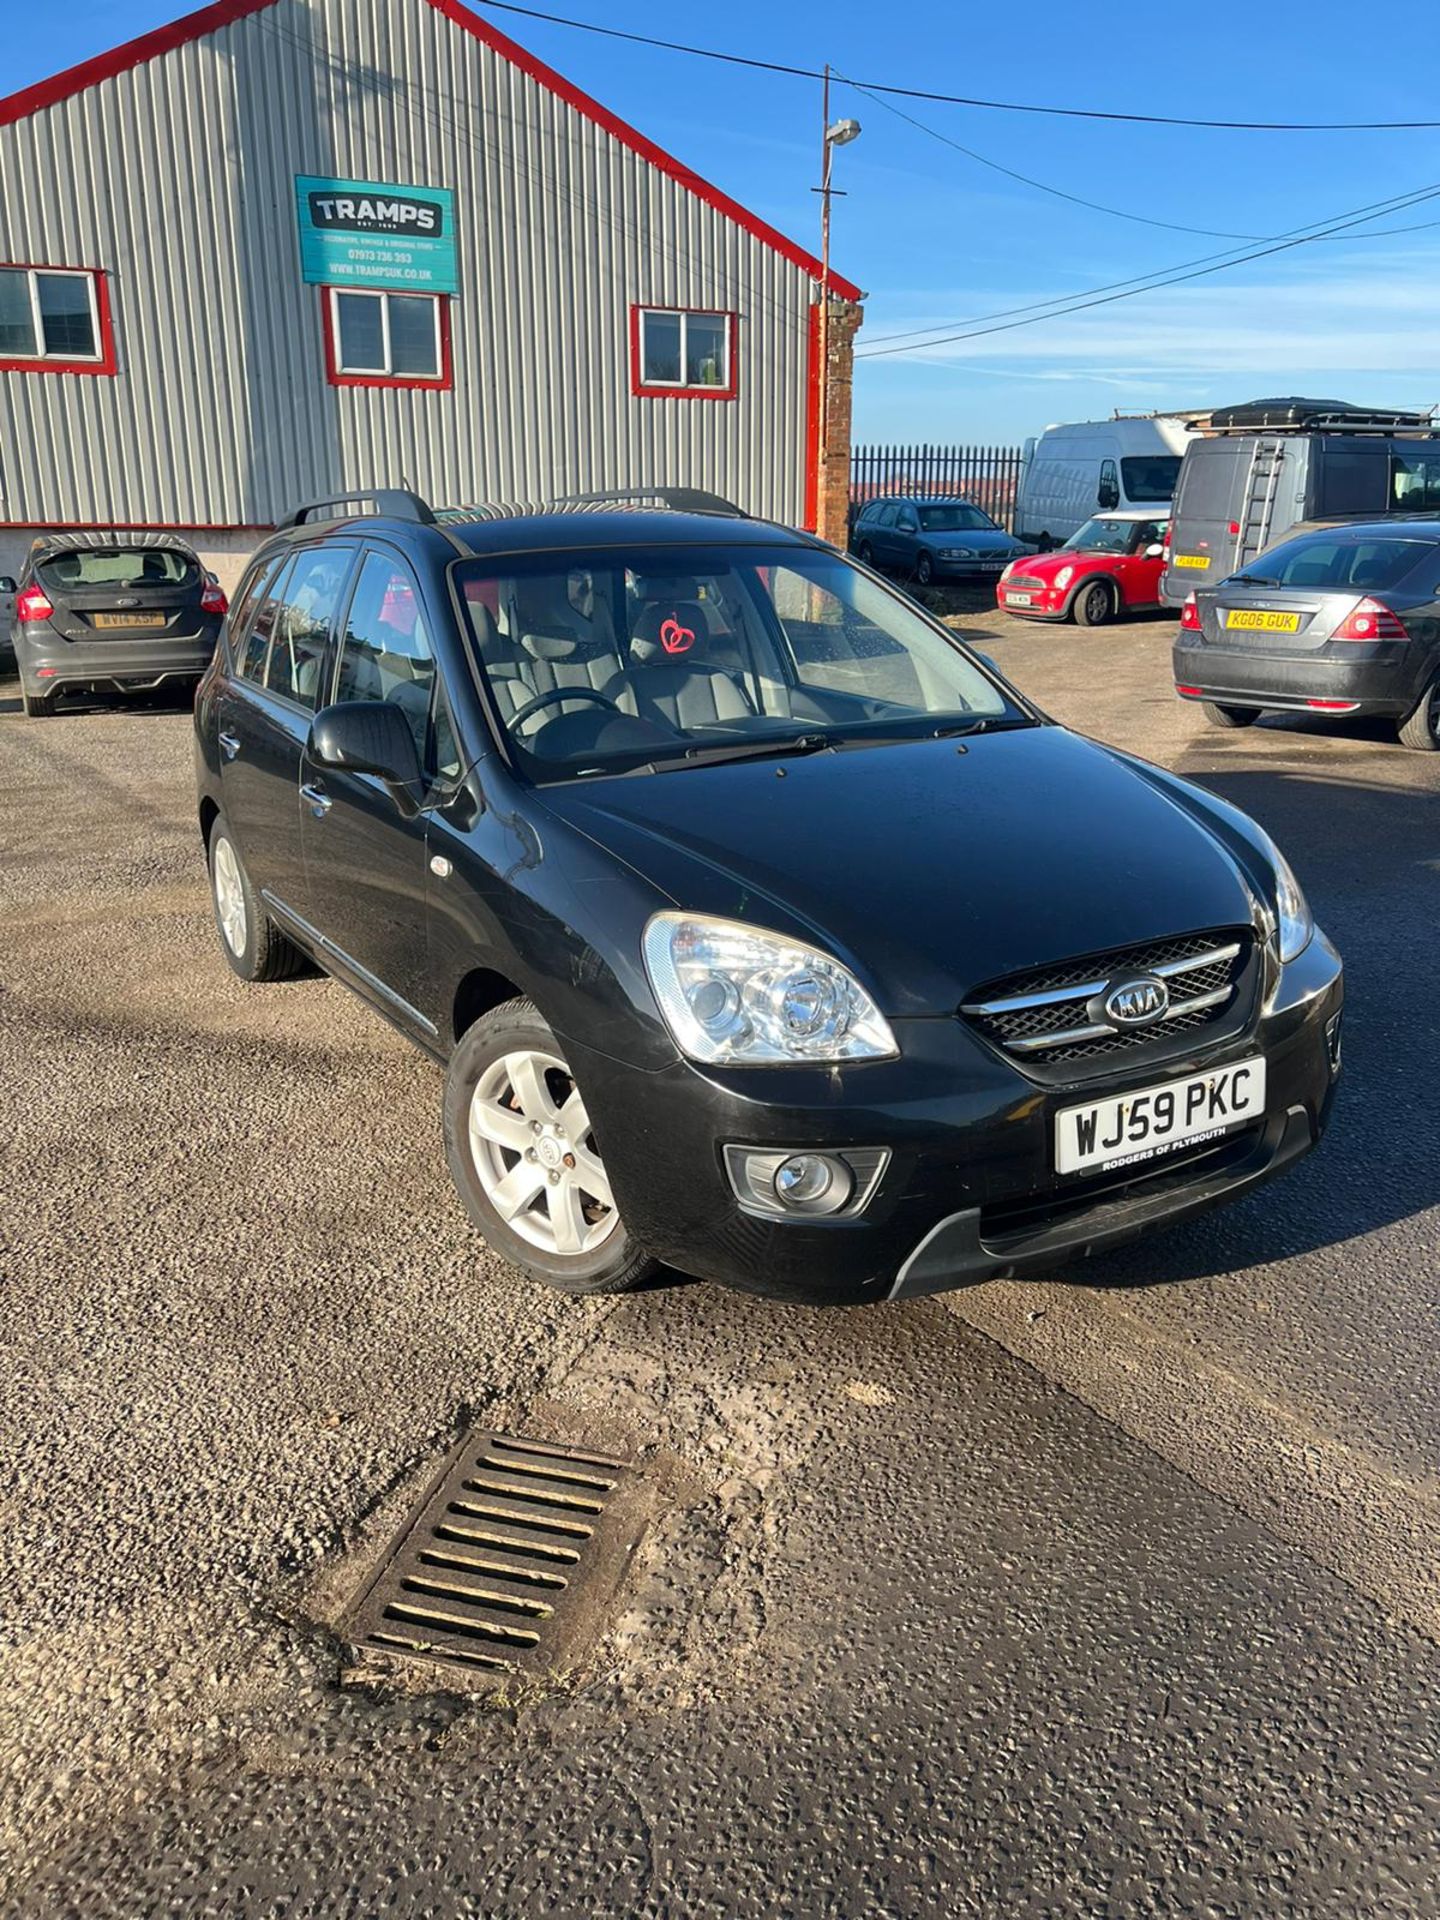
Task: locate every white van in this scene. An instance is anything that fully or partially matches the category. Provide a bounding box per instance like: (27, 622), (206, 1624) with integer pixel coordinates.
(1016, 413), (1202, 547)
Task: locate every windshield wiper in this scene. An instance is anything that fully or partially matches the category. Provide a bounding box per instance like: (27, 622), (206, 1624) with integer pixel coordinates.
(1229, 573), (1280, 587)
(674, 731), (838, 768)
(929, 715), (1037, 737)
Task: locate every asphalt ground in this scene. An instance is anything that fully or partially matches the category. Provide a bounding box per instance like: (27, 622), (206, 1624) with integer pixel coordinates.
(1, 603), (1437, 1917)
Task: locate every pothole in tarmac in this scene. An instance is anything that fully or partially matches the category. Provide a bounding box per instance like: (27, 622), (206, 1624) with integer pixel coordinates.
(334, 1423), (677, 1698)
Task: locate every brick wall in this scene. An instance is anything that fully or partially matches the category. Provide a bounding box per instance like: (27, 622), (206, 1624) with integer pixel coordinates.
(817, 299), (862, 547)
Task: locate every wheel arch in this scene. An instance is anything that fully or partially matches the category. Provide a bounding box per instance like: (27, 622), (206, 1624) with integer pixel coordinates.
(199, 794), (220, 850)
(452, 966), (529, 1045)
(1067, 573), (1117, 619)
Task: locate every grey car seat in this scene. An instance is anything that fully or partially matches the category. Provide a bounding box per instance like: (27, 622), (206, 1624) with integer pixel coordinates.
(619, 600), (754, 730)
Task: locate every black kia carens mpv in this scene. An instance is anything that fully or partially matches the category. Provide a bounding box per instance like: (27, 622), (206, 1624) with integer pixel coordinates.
(194, 488), (1342, 1303)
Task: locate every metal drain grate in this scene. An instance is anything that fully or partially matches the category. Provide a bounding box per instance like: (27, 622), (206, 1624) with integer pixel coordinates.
(345, 1429), (647, 1686)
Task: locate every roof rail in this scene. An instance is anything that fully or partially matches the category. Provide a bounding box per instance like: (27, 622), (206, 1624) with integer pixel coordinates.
(279, 488), (436, 528)
(557, 486), (748, 517)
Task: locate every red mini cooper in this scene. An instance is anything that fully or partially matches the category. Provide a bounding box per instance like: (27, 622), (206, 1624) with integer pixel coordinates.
(997, 511), (1170, 627)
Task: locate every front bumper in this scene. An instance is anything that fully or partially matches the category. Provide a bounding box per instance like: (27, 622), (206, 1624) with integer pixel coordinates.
(935, 557), (1015, 581)
(564, 932), (1343, 1305)
(1173, 639), (1424, 717)
(16, 624), (218, 696)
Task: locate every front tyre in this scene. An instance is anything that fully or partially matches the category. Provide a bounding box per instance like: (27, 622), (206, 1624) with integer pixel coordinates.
(207, 815), (306, 981)
(915, 550), (935, 587)
(1201, 701), (1260, 729)
(1398, 676), (1440, 750)
(443, 998), (657, 1296)
(1074, 580), (1114, 627)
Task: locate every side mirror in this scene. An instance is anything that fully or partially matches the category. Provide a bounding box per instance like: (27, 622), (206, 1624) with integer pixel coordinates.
(971, 650), (1001, 675)
(0, 576), (16, 594)
(1145, 543), (1165, 558)
(309, 700), (423, 807)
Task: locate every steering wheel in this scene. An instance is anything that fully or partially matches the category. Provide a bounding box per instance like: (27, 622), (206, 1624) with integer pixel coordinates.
(508, 685), (624, 730)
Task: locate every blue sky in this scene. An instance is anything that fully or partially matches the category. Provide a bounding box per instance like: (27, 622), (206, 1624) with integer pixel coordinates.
(11, 0), (1440, 442)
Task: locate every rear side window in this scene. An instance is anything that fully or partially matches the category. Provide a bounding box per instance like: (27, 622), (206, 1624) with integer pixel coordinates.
(874, 504), (897, 528)
(334, 551), (435, 758)
(266, 548), (351, 709)
(37, 547), (198, 591)
(225, 554), (282, 664)
(1238, 536), (1428, 591)
(1391, 453), (1440, 511)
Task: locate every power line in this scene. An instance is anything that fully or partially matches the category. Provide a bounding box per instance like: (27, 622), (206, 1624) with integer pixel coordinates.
(475, 2), (1440, 132)
(856, 181), (1440, 357)
(837, 70), (1265, 243)
(862, 183), (1440, 348)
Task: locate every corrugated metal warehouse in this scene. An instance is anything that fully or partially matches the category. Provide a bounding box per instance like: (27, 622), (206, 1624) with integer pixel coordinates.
(0, 0), (863, 584)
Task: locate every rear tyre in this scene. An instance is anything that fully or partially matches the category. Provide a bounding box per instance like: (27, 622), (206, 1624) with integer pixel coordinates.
(1073, 580), (1115, 628)
(858, 542), (876, 568)
(207, 815), (306, 982)
(444, 997), (658, 1296)
(1201, 701), (1260, 729)
(1398, 678), (1440, 750)
(915, 551), (935, 587)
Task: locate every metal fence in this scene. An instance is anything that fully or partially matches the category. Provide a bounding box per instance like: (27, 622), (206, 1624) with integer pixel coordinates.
(850, 443), (1026, 532)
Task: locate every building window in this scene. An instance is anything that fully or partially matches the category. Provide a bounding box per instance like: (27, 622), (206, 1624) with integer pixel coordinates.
(0, 265), (114, 373)
(630, 306), (737, 399)
(324, 288), (450, 388)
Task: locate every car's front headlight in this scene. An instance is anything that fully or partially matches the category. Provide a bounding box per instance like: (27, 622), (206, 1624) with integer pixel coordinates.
(1054, 565), (1075, 588)
(642, 913), (898, 1064)
(939, 547), (975, 560)
(1270, 843), (1314, 962)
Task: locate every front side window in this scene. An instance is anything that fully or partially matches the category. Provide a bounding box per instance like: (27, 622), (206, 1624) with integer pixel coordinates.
(334, 551), (436, 759)
(632, 307), (736, 397)
(1120, 455), (1182, 502)
(1065, 518), (1167, 555)
(326, 289), (448, 386)
(0, 265), (111, 371)
(1391, 453), (1440, 511)
(456, 543), (1027, 780)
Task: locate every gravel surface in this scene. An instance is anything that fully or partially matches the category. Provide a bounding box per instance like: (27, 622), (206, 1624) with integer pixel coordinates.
(2, 630), (1437, 1917)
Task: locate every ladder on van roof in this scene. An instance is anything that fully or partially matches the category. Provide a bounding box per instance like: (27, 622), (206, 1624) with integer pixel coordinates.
(1236, 437), (1286, 568)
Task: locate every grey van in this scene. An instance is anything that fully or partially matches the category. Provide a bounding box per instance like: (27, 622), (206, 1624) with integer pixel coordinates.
(1160, 399), (1440, 607)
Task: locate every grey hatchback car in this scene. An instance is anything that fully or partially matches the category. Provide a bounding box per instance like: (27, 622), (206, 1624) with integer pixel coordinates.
(5, 532), (227, 717)
(1173, 519), (1440, 749)
(852, 496), (1026, 586)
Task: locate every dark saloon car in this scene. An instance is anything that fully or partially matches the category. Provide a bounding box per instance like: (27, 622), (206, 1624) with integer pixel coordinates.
(195, 487), (1342, 1305)
(6, 532), (226, 717)
(1174, 519), (1440, 748)
(852, 495), (1027, 586)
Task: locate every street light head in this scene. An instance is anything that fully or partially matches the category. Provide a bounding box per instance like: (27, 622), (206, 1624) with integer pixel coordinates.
(825, 117), (861, 147)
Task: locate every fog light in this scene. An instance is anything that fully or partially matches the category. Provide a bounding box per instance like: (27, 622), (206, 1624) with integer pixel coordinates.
(774, 1153), (850, 1211)
(723, 1145), (888, 1221)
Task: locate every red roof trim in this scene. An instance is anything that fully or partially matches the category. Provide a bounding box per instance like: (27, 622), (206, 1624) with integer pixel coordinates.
(431, 1), (862, 300)
(0, 0), (279, 127)
(0, 0), (862, 300)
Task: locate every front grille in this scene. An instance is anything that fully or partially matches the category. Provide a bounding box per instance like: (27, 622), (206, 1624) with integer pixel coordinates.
(1003, 574), (1048, 591)
(962, 929), (1253, 1071)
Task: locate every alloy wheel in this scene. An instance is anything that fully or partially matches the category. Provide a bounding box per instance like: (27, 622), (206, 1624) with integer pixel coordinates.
(212, 835), (248, 956)
(467, 1048), (618, 1257)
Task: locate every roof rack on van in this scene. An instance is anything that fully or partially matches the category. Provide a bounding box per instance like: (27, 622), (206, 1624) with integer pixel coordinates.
(1203, 397), (1437, 436)
(279, 489), (437, 527)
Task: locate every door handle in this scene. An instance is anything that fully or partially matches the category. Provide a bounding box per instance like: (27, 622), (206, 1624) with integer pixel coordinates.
(300, 782), (333, 817)
(218, 730), (241, 760)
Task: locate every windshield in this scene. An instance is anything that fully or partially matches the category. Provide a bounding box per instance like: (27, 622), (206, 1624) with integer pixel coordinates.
(1225, 535), (1432, 592)
(1120, 455), (1181, 502)
(1064, 518), (1167, 556)
(916, 504), (998, 533)
(37, 546), (198, 590)
(455, 544), (1028, 779)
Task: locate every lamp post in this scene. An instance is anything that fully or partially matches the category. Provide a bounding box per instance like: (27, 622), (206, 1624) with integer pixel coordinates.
(817, 66), (860, 534)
